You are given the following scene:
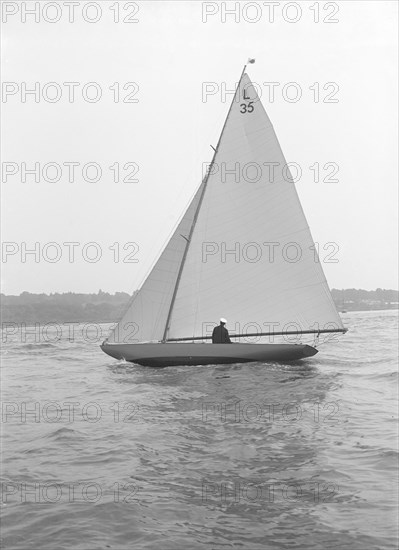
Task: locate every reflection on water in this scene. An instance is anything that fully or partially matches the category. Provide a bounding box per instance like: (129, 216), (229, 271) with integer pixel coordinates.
(1, 310), (398, 549)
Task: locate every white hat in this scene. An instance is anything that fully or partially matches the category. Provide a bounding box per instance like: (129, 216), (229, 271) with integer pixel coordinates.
(220, 318), (227, 324)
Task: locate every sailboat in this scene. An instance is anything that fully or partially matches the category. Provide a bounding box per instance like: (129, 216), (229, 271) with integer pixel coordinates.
(101, 63), (347, 367)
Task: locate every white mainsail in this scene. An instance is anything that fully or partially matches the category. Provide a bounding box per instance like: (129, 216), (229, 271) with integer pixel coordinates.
(110, 70), (344, 344)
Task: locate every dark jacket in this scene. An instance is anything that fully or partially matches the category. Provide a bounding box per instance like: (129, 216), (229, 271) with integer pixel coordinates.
(212, 324), (231, 344)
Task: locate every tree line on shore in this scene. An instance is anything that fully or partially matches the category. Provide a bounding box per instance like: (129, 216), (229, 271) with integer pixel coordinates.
(1, 288), (398, 324)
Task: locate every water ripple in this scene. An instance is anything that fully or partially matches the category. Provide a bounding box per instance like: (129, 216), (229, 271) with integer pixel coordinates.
(1, 311), (398, 549)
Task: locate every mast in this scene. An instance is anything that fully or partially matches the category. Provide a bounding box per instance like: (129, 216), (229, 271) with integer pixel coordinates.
(161, 65), (248, 342)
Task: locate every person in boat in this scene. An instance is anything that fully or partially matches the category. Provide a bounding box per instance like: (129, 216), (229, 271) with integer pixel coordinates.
(212, 318), (232, 344)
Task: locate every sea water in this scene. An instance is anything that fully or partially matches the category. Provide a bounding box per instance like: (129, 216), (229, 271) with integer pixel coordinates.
(1, 310), (398, 549)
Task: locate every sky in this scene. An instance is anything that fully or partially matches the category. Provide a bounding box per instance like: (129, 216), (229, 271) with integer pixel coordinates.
(1, 0), (398, 295)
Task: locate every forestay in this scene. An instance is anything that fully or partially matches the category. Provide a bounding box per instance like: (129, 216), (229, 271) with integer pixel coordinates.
(107, 180), (206, 343)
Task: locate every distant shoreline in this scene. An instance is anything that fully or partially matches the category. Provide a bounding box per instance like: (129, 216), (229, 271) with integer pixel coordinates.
(1, 309), (397, 330)
(1, 289), (398, 324)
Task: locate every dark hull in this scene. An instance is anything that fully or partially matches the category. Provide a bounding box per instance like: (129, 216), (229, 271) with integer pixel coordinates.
(101, 342), (318, 367)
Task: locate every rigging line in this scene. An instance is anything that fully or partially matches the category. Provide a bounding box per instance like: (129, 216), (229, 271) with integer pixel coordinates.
(108, 129), (209, 342)
(161, 176), (207, 343)
(110, 179), (203, 336)
(192, 177), (213, 340)
(161, 64), (248, 342)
